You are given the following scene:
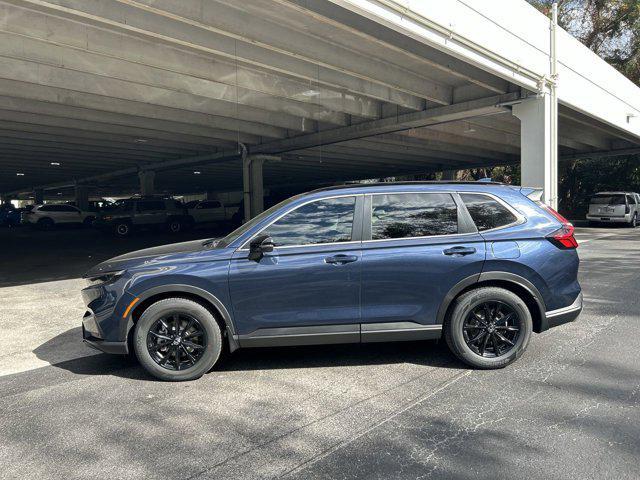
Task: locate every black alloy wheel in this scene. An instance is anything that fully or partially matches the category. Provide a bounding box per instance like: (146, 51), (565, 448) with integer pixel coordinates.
(462, 301), (521, 358)
(147, 313), (207, 371)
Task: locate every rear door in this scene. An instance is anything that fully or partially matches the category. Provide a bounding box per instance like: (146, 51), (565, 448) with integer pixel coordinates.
(360, 192), (486, 332)
(135, 200), (166, 225)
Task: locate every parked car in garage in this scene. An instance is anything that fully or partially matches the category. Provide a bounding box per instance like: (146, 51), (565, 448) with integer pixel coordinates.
(0, 204), (23, 227)
(586, 191), (640, 227)
(82, 181), (582, 381)
(24, 204), (95, 229)
(186, 200), (240, 225)
(93, 197), (190, 236)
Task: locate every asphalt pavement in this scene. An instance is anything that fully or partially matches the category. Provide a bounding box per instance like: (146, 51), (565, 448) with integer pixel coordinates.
(0, 226), (638, 479)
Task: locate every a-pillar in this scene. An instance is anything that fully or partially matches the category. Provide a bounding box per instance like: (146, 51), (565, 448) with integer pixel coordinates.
(75, 185), (89, 211)
(138, 170), (156, 197)
(512, 94), (558, 208)
(34, 188), (44, 204)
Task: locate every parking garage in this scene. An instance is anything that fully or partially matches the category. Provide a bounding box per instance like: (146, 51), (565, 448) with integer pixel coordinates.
(0, 0), (638, 217)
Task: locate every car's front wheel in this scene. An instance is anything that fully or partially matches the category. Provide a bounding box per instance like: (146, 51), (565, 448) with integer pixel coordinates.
(444, 287), (532, 369)
(133, 297), (223, 381)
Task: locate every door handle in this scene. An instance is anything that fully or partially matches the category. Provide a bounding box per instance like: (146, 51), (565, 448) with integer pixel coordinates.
(443, 246), (476, 257)
(324, 254), (358, 265)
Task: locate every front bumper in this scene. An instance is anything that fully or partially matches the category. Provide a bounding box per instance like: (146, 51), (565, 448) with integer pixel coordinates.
(82, 312), (129, 354)
(544, 292), (583, 329)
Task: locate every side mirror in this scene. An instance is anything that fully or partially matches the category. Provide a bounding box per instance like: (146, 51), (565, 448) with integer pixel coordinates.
(248, 234), (275, 261)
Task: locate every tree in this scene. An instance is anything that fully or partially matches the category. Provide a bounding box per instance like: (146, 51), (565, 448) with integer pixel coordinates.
(528, 0), (640, 85)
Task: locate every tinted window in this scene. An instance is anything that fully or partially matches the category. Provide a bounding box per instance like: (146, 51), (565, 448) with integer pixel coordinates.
(38, 205), (53, 212)
(137, 201), (165, 211)
(461, 193), (517, 231)
(184, 201), (199, 209)
(262, 197), (356, 247)
(627, 195), (636, 205)
(60, 205), (79, 212)
(371, 193), (457, 239)
(199, 201), (221, 209)
(590, 194), (626, 205)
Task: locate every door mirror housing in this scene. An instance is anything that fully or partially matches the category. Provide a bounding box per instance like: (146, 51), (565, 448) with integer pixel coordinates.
(248, 234), (275, 261)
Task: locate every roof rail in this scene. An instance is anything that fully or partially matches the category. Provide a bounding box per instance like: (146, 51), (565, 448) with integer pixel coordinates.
(311, 180), (508, 193)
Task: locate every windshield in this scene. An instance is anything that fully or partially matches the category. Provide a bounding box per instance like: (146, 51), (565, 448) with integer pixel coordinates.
(215, 195), (301, 248)
(590, 194), (626, 205)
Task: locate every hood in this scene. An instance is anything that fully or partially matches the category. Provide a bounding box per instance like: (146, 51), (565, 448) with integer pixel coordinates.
(84, 238), (222, 278)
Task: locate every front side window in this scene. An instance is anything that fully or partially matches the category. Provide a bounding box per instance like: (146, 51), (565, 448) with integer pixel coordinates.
(261, 196), (356, 247)
(460, 193), (518, 231)
(371, 193), (458, 240)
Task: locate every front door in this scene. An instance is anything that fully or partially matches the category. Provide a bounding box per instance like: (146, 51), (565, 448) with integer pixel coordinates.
(360, 192), (486, 328)
(229, 195), (363, 341)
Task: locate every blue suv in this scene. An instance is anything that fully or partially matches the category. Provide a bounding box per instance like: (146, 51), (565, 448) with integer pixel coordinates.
(81, 182), (582, 381)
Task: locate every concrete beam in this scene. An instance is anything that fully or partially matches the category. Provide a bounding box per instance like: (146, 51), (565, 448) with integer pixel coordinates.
(252, 92), (518, 154)
(2, 0), (426, 110)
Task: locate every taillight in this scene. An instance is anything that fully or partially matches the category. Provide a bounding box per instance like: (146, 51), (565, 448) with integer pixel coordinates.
(540, 204), (578, 249)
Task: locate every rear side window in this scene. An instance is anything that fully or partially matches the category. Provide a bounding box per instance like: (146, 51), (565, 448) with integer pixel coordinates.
(460, 193), (518, 231)
(137, 201), (165, 211)
(371, 193), (458, 239)
(627, 195), (636, 205)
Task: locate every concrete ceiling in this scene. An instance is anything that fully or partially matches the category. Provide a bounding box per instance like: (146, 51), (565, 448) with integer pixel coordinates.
(0, 0), (635, 197)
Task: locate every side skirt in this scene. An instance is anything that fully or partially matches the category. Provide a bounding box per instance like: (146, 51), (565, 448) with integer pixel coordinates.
(236, 322), (442, 348)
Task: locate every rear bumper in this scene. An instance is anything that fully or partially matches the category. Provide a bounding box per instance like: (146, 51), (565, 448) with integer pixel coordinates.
(544, 292), (583, 330)
(586, 214), (630, 223)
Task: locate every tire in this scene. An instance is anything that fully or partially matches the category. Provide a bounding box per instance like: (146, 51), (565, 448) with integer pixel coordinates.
(83, 216), (95, 227)
(444, 287), (532, 369)
(167, 218), (182, 234)
(114, 221), (132, 237)
(134, 297), (223, 381)
(37, 217), (54, 230)
(629, 213), (637, 228)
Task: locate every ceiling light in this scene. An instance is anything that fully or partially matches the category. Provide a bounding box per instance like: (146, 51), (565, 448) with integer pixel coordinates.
(193, 171), (201, 175)
(16, 172), (24, 176)
(134, 138), (148, 143)
(50, 162), (61, 166)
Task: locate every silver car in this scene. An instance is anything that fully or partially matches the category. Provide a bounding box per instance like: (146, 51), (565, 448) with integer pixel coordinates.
(587, 191), (640, 227)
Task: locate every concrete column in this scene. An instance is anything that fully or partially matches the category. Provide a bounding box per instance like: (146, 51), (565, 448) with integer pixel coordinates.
(138, 170), (155, 197)
(243, 156), (266, 222)
(74, 185), (89, 211)
(513, 94), (558, 208)
(34, 188), (44, 204)
(440, 170), (456, 181)
(1, 194), (13, 205)
(250, 158), (264, 218)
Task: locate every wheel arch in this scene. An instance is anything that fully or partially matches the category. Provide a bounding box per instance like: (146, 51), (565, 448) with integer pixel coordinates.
(129, 284), (239, 352)
(437, 272), (547, 333)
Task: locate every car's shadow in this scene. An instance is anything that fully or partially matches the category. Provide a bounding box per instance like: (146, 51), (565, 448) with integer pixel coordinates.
(25, 326), (464, 384)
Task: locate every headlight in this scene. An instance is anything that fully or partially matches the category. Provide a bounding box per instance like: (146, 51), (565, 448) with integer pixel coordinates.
(85, 270), (124, 287)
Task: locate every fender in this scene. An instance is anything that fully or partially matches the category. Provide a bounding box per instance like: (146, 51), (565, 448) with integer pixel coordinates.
(436, 272), (547, 326)
(133, 284), (240, 352)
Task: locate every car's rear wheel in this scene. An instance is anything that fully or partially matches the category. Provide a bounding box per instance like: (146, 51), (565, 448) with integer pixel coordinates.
(114, 221), (131, 237)
(167, 218), (182, 234)
(133, 297), (223, 381)
(83, 216), (95, 227)
(444, 287), (532, 369)
(36, 217), (54, 230)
